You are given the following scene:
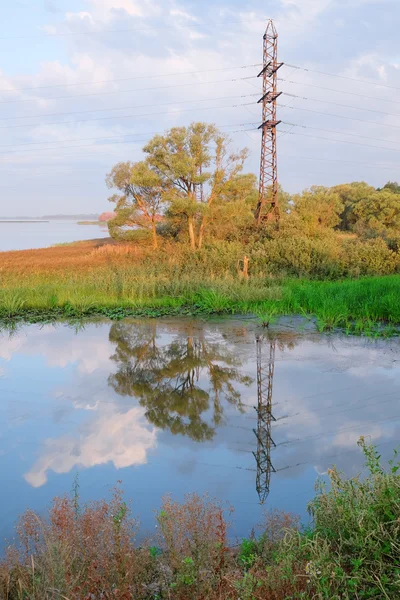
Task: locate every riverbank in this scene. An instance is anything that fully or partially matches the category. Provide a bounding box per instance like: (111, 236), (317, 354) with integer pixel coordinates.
(0, 239), (399, 334)
(1, 440), (398, 599)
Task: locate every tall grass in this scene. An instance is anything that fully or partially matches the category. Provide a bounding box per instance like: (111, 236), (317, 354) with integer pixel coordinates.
(1, 240), (400, 333)
(1, 441), (399, 599)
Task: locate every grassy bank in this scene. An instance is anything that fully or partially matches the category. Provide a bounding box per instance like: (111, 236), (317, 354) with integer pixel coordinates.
(0, 239), (400, 334)
(1, 439), (399, 599)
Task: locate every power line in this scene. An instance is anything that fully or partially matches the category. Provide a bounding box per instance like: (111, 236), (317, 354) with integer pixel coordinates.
(0, 63), (261, 93)
(275, 437), (399, 474)
(278, 102), (400, 131)
(0, 94), (258, 129)
(278, 128), (400, 154)
(0, 75), (257, 105)
(282, 153), (399, 171)
(285, 63), (400, 92)
(275, 414), (400, 449)
(279, 77), (400, 107)
(0, 17), (267, 41)
(0, 108), (257, 151)
(0, 125), (258, 159)
(274, 392), (400, 425)
(282, 91), (400, 118)
(281, 120), (400, 147)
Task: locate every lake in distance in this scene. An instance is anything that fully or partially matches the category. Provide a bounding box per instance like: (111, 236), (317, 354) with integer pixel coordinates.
(0, 220), (109, 252)
(0, 317), (399, 545)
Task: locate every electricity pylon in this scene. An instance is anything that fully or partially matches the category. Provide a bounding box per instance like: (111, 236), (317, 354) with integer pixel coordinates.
(253, 334), (276, 504)
(255, 19), (283, 224)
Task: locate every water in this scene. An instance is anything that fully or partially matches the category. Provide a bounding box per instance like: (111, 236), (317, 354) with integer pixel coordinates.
(0, 318), (399, 544)
(0, 220), (109, 251)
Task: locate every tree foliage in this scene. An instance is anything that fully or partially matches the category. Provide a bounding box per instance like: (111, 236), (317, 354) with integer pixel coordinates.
(291, 186), (344, 233)
(108, 322), (252, 442)
(143, 122), (250, 249)
(106, 122), (253, 249)
(105, 121), (400, 260)
(106, 161), (167, 248)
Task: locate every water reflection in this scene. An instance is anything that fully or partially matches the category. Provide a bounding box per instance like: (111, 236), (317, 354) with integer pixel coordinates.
(108, 322), (253, 442)
(0, 319), (399, 543)
(25, 406), (157, 488)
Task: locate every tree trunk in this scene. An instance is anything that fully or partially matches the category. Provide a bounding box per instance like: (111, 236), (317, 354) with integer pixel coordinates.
(151, 220), (158, 249)
(198, 217), (206, 249)
(188, 216), (196, 250)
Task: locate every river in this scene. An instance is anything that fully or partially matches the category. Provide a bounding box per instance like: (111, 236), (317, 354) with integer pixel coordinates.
(0, 220), (109, 252)
(0, 317), (399, 543)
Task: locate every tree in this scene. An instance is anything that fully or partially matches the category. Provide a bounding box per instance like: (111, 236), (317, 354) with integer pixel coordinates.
(377, 181), (400, 194)
(108, 322), (252, 442)
(106, 161), (166, 248)
(332, 182), (376, 231)
(99, 211), (116, 222)
(199, 173), (258, 242)
(291, 186), (344, 233)
(143, 122), (249, 250)
(354, 189), (400, 236)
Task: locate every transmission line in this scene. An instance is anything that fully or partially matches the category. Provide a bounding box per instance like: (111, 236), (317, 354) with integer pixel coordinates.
(278, 129), (400, 154)
(0, 125), (258, 159)
(280, 120), (400, 147)
(0, 107), (258, 150)
(279, 77), (400, 106)
(282, 92), (400, 118)
(278, 102), (400, 130)
(0, 63), (261, 93)
(0, 75), (257, 105)
(284, 154), (398, 171)
(0, 94), (258, 129)
(0, 16), (268, 41)
(285, 63), (400, 92)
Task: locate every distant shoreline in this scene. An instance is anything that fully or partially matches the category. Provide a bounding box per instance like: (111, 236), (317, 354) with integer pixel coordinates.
(0, 220), (50, 223)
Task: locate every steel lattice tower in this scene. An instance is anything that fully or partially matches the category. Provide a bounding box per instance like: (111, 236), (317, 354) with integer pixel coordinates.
(253, 335), (276, 504)
(255, 20), (283, 225)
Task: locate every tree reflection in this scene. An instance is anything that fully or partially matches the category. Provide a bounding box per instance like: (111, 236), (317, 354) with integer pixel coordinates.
(108, 322), (253, 441)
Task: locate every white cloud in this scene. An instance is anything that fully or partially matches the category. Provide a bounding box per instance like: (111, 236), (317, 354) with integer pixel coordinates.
(24, 406), (157, 487)
(2, 0), (400, 215)
(170, 8), (199, 22)
(82, 0), (160, 21)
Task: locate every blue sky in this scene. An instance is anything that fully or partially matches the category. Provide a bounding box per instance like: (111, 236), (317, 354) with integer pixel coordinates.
(0, 0), (399, 215)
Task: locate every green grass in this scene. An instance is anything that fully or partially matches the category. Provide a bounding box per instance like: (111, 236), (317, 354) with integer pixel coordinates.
(1, 271), (400, 335)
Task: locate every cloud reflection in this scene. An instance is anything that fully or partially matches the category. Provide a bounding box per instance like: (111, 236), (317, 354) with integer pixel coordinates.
(25, 406), (156, 488)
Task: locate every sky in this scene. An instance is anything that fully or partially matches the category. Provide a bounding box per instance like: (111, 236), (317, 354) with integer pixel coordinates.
(0, 0), (399, 216)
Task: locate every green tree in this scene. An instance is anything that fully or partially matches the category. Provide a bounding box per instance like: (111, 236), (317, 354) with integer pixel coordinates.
(143, 122), (249, 250)
(291, 186), (344, 233)
(106, 161), (166, 248)
(332, 181), (376, 231)
(108, 322), (252, 442)
(354, 189), (400, 236)
(377, 180), (400, 194)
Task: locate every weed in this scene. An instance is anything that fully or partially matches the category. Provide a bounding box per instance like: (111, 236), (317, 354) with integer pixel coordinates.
(1, 441), (399, 599)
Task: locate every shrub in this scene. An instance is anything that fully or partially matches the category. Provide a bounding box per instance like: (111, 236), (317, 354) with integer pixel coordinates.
(342, 237), (400, 276)
(1, 442), (399, 599)
(277, 438), (400, 599)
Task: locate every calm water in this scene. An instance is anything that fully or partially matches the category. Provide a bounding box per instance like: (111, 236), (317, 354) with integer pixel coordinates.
(0, 220), (109, 251)
(0, 318), (399, 543)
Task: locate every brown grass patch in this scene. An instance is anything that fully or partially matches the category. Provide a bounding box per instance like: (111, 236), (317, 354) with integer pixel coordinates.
(0, 238), (137, 275)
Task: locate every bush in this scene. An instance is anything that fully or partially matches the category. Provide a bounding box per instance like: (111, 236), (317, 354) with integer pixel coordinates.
(342, 238), (400, 277)
(276, 438), (400, 599)
(249, 234), (400, 280)
(1, 442), (399, 599)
